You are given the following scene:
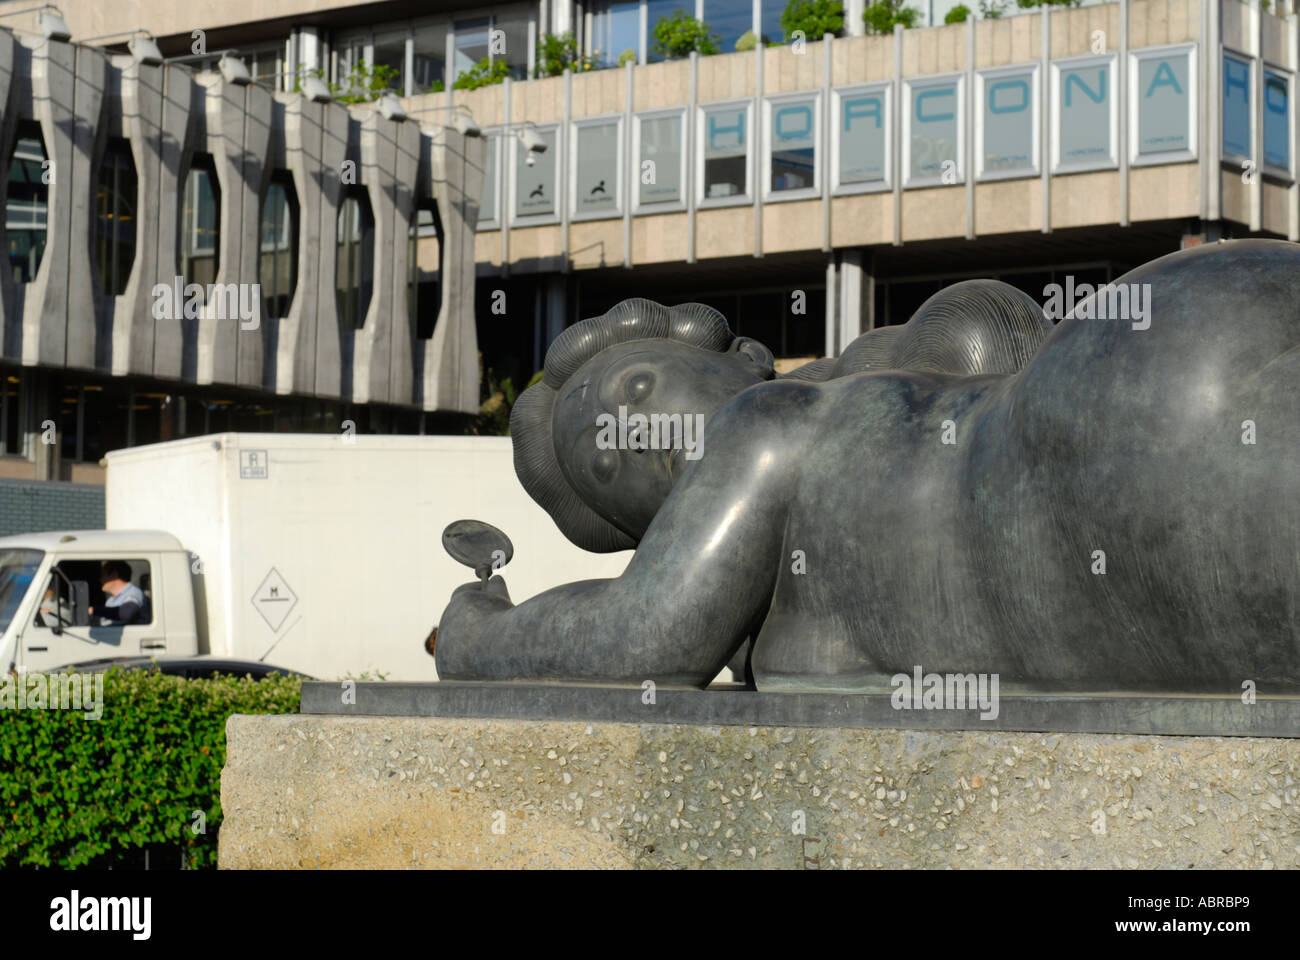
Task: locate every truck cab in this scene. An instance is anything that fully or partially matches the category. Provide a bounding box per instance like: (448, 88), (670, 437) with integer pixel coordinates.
(0, 530), (199, 673)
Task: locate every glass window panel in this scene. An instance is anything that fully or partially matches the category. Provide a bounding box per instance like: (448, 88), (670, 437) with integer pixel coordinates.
(910, 81), (959, 181)
(575, 122), (620, 216)
(839, 89), (887, 184)
(496, 10), (531, 79)
(592, 1), (641, 68)
(181, 157), (220, 287)
(479, 137), (498, 224)
(703, 0), (753, 54)
(413, 23), (447, 91)
(372, 31), (407, 94)
(1264, 69), (1290, 171)
(770, 98), (816, 192)
(454, 17), (491, 77)
(515, 128), (558, 218)
(96, 141), (138, 296)
(982, 71), (1034, 174)
(7, 125), (49, 284)
(703, 106), (748, 199)
(646, 0), (681, 63)
(639, 114), (682, 205)
(1057, 64), (1110, 168)
(760, 0), (785, 44)
(1136, 54), (1190, 156)
(1222, 53), (1251, 159)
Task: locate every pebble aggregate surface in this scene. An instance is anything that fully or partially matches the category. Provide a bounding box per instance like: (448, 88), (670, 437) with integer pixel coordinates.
(219, 715), (1300, 869)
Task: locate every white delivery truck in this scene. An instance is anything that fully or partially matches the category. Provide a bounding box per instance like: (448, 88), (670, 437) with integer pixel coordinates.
(0, 434), (631, 679)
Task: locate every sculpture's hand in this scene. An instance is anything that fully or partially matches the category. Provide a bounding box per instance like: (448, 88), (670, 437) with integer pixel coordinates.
(434, 576), (513, 676)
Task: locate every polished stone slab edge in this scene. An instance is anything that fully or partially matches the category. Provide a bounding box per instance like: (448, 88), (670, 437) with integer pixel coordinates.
(300, 682), (1300, 738)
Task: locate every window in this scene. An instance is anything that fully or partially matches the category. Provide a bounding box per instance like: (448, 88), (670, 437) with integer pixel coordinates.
(453, 17), (491, 77)
(410, 202), (441, 340)
(702, 0), (753, 54)
(513, 127), (559, 221)
(766, 94), (819, 198)
(833, 84), (890, 192)
(96, 140), (138, 296)
(1129, 46), (1196, 166)
(572, 119), (622, 218)
(260, 174), (298, 319)
(645, 0), (682, 63)
(635, 111), (685, 209)
(1222, 51), (1252, 162)
(373, 29), (408, 94)
(0, 369), (24, 457)
(495, 9), (531, 80)
(478, 134), (500, 228)
(35, 558), (154, 628)
(6, 121), (49, 284)
(1051, 55), (1117, 173)
(760, 0), (786, 44)
(337, 188), (375, 330)
(977, 65), (1039, 180)
(698, 102), (751, 204)
(592, 1), (641, 67)
(905, 75), (963, 186)
(1263, 67), (1292, 177)
(413, 23), (447, 92)
(181, 156), (220, 286)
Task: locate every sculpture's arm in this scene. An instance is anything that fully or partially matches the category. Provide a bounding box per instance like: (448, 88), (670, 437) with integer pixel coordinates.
(435, 381), (822, 686)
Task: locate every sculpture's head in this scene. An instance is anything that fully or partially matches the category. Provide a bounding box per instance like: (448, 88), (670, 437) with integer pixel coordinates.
(511, 299), (775, 551)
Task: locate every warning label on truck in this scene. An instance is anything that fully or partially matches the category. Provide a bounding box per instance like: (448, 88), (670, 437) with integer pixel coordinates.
(252, 568), (298, 631)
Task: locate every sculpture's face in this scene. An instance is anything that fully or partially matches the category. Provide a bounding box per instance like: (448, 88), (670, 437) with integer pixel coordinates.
(552, 339), (772, 540)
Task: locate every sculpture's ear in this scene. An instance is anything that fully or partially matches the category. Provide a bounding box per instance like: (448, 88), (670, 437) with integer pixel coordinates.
(730, 337), (775, 376)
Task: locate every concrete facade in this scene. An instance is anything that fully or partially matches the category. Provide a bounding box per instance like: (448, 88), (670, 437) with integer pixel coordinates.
(0, 28), (485, 414)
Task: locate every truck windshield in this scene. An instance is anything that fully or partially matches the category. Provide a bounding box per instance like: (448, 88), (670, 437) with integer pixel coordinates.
(0, 549), (43, 635)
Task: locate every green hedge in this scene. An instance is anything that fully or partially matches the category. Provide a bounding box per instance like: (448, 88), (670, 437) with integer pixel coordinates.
(0, 669), (300, 869)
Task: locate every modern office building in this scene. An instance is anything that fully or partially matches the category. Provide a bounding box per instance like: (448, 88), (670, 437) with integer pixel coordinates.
(0, 0), (1296, 489)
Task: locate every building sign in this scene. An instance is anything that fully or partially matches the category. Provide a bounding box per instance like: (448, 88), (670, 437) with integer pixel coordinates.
(575, 120), (620, 216)
(701, 104), (749, 200)
(1056, 56), (1114, 169)
(838, 85), (888, 186)
(638, 113), (683, 206)
(515, 127), (557, 218)
(1135, 49), (1191, 157)
(908, 78), (960, 183)
(1264, 68), (1291, 173)
(1223, 52), (1252, 160)
(981, 68), (1035, 176)
(769, 96), (817, 194)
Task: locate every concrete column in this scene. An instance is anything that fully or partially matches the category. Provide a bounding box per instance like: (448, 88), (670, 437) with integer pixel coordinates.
(355, 112), (400, 405)
(109, 56), (165, 377)
(236, 82), (273, 389)
(152, 64), (195, 380)
(422, 126), (485, 414)
(313, 102), (351, 400)
(845, 0), (866, 37)
(278, 95), (327, 397)
(387, 118), (421, 405)
(20, 36), (105, 369)
(837, 249), (870, 342)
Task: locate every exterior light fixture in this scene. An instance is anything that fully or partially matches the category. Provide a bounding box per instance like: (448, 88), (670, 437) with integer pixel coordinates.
(218, 51), (251, 85)
(37, 7), (71, 41)
(378, 92), (406, 121)
(127, 36), (163, 65)
(300, 73), (332, 102)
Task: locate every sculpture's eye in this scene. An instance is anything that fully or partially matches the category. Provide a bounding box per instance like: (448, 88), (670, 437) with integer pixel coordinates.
(591, 449), (619, 484)
(625, 371), (655, 404)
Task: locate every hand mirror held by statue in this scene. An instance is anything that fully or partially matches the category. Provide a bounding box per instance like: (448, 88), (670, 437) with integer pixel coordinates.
(442, 520), (514, 583)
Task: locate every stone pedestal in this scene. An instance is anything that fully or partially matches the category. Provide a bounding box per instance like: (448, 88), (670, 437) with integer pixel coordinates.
(218, 713), (1300, 869)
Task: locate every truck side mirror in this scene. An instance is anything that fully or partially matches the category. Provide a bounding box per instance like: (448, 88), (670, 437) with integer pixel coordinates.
(71, 580), (91, 627)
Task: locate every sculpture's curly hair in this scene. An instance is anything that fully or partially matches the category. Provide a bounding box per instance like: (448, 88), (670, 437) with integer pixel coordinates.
(510, 298), (739, 553)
